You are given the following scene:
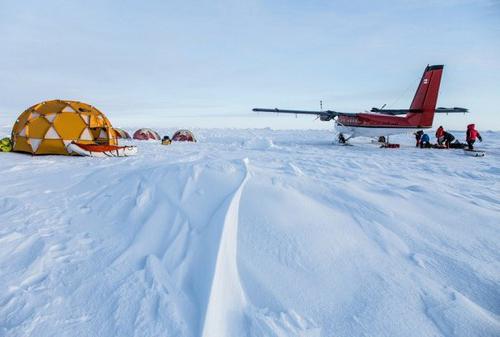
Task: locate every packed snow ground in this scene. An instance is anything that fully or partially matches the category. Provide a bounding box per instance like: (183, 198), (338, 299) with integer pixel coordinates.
(0, 127), (499, 337)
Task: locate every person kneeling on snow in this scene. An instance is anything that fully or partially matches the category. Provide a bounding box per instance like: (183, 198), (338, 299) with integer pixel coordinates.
(435, 126), (445, 145)
(414, 130), (423, 147)
(443, 131), (455, 148)
(466, 124), (482, 150)
(420, 133), (431, 148)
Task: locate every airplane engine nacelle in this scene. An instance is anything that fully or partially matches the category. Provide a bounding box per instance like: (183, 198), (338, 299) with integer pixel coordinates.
(320, 115), (333, 121)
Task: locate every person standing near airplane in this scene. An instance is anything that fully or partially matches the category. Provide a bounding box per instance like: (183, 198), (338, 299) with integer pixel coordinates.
(466, 124), (482, 150)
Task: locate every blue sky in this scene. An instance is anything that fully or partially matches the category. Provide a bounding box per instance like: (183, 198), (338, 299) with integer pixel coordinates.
(1, 0), (499, 130)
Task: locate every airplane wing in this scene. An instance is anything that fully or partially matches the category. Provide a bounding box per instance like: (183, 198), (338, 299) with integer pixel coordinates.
(254, 106), (468, 117)
(252, 108), (354, 119)
(370, 107), (468, 115)
(435, 107), (469, 113)
(369, 108), (421, 115)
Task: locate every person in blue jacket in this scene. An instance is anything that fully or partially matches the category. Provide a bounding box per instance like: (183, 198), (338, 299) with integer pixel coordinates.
(420, 133), (431, 148)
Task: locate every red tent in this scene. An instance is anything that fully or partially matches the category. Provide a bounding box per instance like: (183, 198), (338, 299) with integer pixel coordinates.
(172, 129), (196, 142)
(133, 128), (161, 140)
(113, 128), (132, 139)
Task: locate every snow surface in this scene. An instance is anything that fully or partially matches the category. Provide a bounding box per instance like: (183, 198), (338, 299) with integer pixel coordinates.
(0, 127), (499, 337)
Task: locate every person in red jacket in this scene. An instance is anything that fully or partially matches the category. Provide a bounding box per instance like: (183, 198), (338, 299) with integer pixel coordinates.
(466, 124), (482, 150)
(435, 126), (445, 145)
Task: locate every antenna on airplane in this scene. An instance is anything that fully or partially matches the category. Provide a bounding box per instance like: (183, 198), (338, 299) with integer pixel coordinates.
(380, 103), (386, 110)
(315, 100), (323, 119)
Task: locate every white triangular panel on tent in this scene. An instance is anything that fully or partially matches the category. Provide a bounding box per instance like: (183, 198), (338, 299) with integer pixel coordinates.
(62, 106), (75, 113)
(19, 126), (27, 136)
(99, 129), (108, 138)
(80, 128), (93, 140)
(82, 115), (90, 125)
(30, 112), (40, 119)
(45, 113), (57, 123)
(45, 126), (61, 139)
(63, 140), (73, 152)
(30, 138), (42, 152)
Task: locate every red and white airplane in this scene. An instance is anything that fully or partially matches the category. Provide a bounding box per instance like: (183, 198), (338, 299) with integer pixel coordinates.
(253, 65), (467, 142)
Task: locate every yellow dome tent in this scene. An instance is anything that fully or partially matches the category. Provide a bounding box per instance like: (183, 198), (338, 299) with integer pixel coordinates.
(12, 100), (118, 155)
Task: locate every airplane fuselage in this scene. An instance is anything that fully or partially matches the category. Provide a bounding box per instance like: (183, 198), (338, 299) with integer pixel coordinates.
(335, 113), (431, 138)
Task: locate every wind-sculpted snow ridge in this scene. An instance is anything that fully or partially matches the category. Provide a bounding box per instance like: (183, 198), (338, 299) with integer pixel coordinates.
(0, 127), (499, 337)
(200, 158), (250, 337)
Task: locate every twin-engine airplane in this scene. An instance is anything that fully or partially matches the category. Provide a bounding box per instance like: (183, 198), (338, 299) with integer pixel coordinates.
(253, 65), (467, 142)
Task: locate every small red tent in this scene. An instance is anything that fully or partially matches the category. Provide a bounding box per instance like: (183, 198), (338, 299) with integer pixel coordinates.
(133, 128), (161, 141)
(172, 129), (196, 142)
(113, 128), (132, 139)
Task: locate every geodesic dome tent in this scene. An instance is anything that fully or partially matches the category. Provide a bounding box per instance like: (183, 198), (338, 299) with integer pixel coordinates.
(133, 128), (161, 140)
(11, 100), (117, 155)
(172, 129), (196, 142)
(113, 128), (132, 139)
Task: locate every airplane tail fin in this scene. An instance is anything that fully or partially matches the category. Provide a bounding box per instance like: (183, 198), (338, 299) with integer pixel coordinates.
(406, 65), (443, 127)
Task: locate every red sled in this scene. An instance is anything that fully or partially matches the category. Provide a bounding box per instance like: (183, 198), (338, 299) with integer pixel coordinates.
(68, 142), (138, 157)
